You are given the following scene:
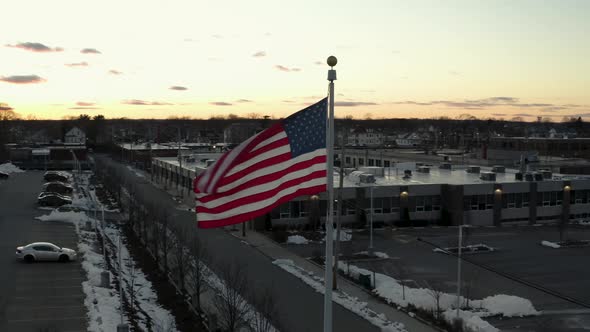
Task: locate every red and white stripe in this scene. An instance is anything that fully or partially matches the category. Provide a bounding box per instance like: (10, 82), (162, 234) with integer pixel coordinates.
(194, 123), (326, 228)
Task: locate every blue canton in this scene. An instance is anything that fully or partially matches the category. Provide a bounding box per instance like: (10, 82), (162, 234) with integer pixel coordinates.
(283, 98), (327, 158)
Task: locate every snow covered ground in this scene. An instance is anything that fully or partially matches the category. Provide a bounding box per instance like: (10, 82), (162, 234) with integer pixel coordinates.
(127, 165), (146, 178)
(0, 162), (24, 174)
(273, 259), (407, 332)
(339, 262), (539, 332)
(324, 229), (352, 242)
(36, 210), (179, 332)
(355, 251), (390, 259)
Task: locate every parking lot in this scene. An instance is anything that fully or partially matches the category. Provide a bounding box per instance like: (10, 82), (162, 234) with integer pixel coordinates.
(282, 225), (590, 331)
(0, 171), (87, 332)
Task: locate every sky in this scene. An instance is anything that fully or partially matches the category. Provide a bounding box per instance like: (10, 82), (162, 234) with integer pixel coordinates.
(1, 0), (589, 121)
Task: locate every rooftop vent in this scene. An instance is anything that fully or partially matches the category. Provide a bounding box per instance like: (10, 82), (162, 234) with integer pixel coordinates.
(541, 170), (552, 179)
(404, 169), (412, 177)
(417, 166), (430, 173)
(515, 172), (523, 181)
(466, 166), (480, 174)
(525, 173), (534, 181)
(533, 172), (544, 181)
(205, 159), (216, 167)
(492, 165), (506, 173)
(480, 172), (496, 181)
(439, 163), (452, 170)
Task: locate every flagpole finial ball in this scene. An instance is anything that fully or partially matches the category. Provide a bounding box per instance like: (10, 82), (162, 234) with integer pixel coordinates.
(327, 56), (337, 67)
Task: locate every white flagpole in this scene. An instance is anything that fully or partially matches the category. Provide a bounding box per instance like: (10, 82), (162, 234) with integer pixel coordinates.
(324, 55), (337, 332)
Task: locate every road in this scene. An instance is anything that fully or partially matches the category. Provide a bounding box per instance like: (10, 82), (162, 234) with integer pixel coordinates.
(96, 155), (381, 332)
(0, 171), (87, 332)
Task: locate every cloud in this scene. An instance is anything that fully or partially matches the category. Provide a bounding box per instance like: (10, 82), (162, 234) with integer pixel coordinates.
(334, 101), (378, 107)
(212, 34), (223, 39)
(540, 106), (567, 113)
(210, 102), (232, 106)
(69, 107), (101, 110)
(76, 102), (95, 106)
(252, 51), (266, 57)
(170, 86), (188, 91)
(449, 70), (460, 76)
(122, 99), (172, 106)
(314, 61), (323, 65)
(81, 48), (101, 54)
(393, 97), (569, 110)
(109, 69), (123, 75)
(491, 113), (507, 116)
(0, 103), (13, 111)
(236, 99), (253, 103)
(282, 100), (295, 103)
(65, 62), (89, 67)
(274, 65), (301, 72)
(0, 75), (45, 84)
(6, 42), (63, 52)
(513, 113), (534, 117)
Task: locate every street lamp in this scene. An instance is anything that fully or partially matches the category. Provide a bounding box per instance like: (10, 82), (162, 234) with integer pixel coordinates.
(369, 186), (374, 254)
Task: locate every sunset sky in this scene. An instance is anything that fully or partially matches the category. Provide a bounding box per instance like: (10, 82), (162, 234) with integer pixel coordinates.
(1, 0), (589, 121)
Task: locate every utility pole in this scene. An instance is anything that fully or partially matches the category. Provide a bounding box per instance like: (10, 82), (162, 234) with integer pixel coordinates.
(333, 128), (346, 290)
(177, 127), (183, 197)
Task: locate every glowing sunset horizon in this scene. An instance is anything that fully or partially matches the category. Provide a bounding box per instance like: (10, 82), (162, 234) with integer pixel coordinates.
(1, 0), (589, 121)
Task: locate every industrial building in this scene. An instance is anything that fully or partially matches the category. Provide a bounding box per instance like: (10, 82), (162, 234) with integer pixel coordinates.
(151, 154), (590, 229)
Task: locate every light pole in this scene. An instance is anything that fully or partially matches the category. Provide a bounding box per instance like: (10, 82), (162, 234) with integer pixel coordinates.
(369, 186), (374, 254)
(456, 224), (463, 319)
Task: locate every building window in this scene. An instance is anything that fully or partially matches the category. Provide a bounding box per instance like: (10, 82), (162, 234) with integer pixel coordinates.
(345, 156), (351, 164)
(368, 159), (374, 166)
(384, 160), (390, 167)
(279, 203), (290, 219)
(358, 158), (364, 166)
(375, 159), (382, 167)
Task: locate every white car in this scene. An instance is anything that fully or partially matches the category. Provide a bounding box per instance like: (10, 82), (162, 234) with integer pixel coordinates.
(16, 242), (77, 263)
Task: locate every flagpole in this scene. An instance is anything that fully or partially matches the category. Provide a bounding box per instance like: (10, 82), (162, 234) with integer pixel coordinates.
(324, 55), (337, 332)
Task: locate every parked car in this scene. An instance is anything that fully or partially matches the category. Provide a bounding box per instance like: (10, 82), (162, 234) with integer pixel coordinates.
(0, 171), (8, 179)
(43, 171), (71, 183)
(16, 242), (77, 263)
(43, 181), (74, 195)
(38, 193), (72, 207)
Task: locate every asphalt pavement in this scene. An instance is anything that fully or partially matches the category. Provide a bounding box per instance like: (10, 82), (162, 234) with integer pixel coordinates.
(0, 171), (87, 332)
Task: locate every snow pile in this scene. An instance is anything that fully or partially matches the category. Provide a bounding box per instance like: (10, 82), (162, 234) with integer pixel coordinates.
(374, 251), (390, 259)
(286, 235), (310, 245)
(578, 220), (590, 226)
(355, 251), (390, 259)
(0, 162), (24, 174)
(273, 259), (407, 332)
(324, 229), (352, 242)
(339, 262), (538, 330)
(541, 240), (561, 249)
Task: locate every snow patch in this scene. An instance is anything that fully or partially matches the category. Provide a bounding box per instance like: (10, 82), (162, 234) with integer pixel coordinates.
(0, 162), (24, 174)
(339, 262), (538, 330)
(286, 235), (309, 245)
(541, 240), (561, 249)
(127, 165), (145, 178)
(324, 229), (352, 242)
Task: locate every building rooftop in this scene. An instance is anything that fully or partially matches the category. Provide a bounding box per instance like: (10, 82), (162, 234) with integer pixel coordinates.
(156, 154), (590, 187)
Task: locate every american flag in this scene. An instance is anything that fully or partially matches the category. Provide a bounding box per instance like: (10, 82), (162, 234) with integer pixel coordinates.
(194, 98), (328, 228)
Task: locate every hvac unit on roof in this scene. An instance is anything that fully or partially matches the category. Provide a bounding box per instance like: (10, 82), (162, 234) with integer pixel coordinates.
(466, 166), (480, 174)
(417, 166), (430, 173)
(480, 171), (496, 181)
(439, 163), (452, 170)
(492, 165), (505, 173)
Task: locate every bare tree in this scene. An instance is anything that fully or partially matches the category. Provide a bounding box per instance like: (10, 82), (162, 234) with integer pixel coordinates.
(462, 268), (481, 309)
(213, 261), (251, 332)
(424, 280), (445, 320)
(248, 286), (283, 332)
(125, 258), (146, 323)
(187, 233), (210, 311)
(389, 260), (410, 301)
(158, 209), (174, 275)
(172, 225), (191, 293)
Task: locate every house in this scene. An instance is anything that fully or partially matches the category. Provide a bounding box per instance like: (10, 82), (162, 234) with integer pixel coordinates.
(395, 133), (423, 148)
(347, 127), (384, 147)
(65, 127), (86, 145)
